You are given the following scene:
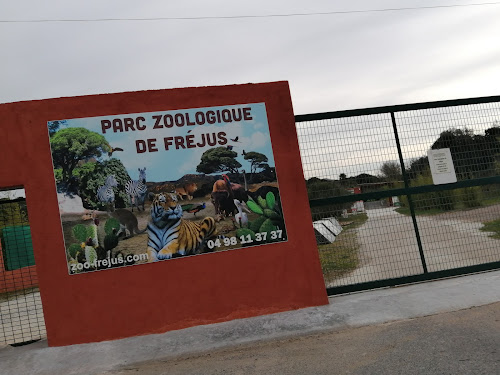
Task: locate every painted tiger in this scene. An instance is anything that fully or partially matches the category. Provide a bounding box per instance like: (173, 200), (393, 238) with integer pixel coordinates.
(146, 192), (217, 262)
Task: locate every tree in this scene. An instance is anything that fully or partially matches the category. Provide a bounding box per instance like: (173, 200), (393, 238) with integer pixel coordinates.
(380, 161), (402, 181)
(406, 156), (430, 180)
(431, 128), (499, 179)
(196, 147), (242, 174)
(339, 173), (347, 180)
(485, 123), (500, 138)
(0, 189), (28, 231)
(306, 178), (351, 219)
(354, 173), (381, 184)
(243, 151), (269, 174)
(50, 128), (109, 183)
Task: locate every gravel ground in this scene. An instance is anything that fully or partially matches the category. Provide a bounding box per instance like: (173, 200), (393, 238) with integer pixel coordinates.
(330, 205), (500, 287)
(426, 203), (500, 223)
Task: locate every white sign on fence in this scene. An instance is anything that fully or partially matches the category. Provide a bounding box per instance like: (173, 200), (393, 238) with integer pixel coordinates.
(428, 148), (457, 185)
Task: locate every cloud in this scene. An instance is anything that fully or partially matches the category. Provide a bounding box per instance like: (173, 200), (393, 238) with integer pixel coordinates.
(2, 1), (500, 184)
(249, 131), (268, 149)
(178, 147), (206, 175)
(2, 1), (499, 112)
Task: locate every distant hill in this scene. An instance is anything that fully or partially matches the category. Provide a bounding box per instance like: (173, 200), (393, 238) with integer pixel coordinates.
(147, 174), (218, 198)
(147, 170), (278, 198)
(306, 173), (382, 186)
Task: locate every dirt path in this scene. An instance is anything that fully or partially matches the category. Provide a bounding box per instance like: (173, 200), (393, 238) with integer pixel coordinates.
(330, 205), (500, 287)
(425, 203), (500, 223)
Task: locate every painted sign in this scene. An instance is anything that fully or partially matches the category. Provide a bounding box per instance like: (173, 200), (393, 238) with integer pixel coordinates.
(48, 103), (287, 274)
(427, 148), (457, 185)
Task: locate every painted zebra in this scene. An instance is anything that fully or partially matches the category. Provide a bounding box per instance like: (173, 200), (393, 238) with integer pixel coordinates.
(125, 167), (147, 212)
(96, 175), (118, 211)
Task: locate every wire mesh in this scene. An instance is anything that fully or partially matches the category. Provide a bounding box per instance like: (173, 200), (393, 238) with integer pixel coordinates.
(396, 103), (500, 181)
(296, 113), (400, 185)
(296, 114), (424, 288)
(0, 188), (46, 346)
(297, 99), (500, 290)
(396, 102), (500, 272)
(412, 185), (500, 272)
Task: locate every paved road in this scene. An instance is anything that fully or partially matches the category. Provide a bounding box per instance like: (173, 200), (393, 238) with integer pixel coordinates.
(331, 207), (500, 287)
(100, 302), (500, 375)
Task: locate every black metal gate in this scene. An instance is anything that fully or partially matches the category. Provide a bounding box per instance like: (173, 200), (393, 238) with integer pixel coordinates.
(296, 96), (500, 295)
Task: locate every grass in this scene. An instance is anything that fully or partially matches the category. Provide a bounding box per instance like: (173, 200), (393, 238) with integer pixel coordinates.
(395, 198), (500, 217)
(481, 195), (500, 207)
(395, 206), (444, 216)
(395, 187), (500, 217)
(480, 218), (500, 239)
(317, 213), (368, 282)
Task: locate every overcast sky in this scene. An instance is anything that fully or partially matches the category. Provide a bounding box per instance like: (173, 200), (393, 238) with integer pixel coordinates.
(2, 0), (500, 115)
(2, 1), (500, 181)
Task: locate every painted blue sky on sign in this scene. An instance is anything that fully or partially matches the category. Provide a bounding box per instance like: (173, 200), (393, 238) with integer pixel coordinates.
(49, 102), (275, 182)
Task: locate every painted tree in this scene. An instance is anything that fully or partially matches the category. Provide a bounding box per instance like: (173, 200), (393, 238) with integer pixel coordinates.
(47, 120), (68, 137)
(77, 159), (131, 209)
(196, 147), (242, 174)
(243, 151), (269, 175)
(50, 127), (109, 183)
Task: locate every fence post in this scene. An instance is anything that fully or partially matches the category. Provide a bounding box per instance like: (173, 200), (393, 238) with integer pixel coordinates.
(390, 112), (428, 273)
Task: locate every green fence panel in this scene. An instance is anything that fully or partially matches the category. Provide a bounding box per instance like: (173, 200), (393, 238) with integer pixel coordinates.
(1, 225), (35, 271)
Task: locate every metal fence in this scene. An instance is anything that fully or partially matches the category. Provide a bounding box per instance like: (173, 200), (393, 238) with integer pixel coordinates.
(0, 188), (46, 346)
(296, 96), (500, 295)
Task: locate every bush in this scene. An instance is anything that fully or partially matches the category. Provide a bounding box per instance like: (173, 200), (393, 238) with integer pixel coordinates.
(400, 173), (456, 211)
(306, 179), (351, 219)
(457, 187), (481, 208)
(433, 191), (455, 211)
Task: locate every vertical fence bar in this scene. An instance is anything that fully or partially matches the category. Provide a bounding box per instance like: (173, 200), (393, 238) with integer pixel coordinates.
(390, 112), (428, 273)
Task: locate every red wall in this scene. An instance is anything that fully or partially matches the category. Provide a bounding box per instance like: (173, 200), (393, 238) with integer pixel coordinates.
(0, 82), (328, 346)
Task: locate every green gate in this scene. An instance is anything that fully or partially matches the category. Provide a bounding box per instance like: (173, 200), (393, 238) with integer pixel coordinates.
(1, 225), (35, 271)
(296, 96), (500, 295)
